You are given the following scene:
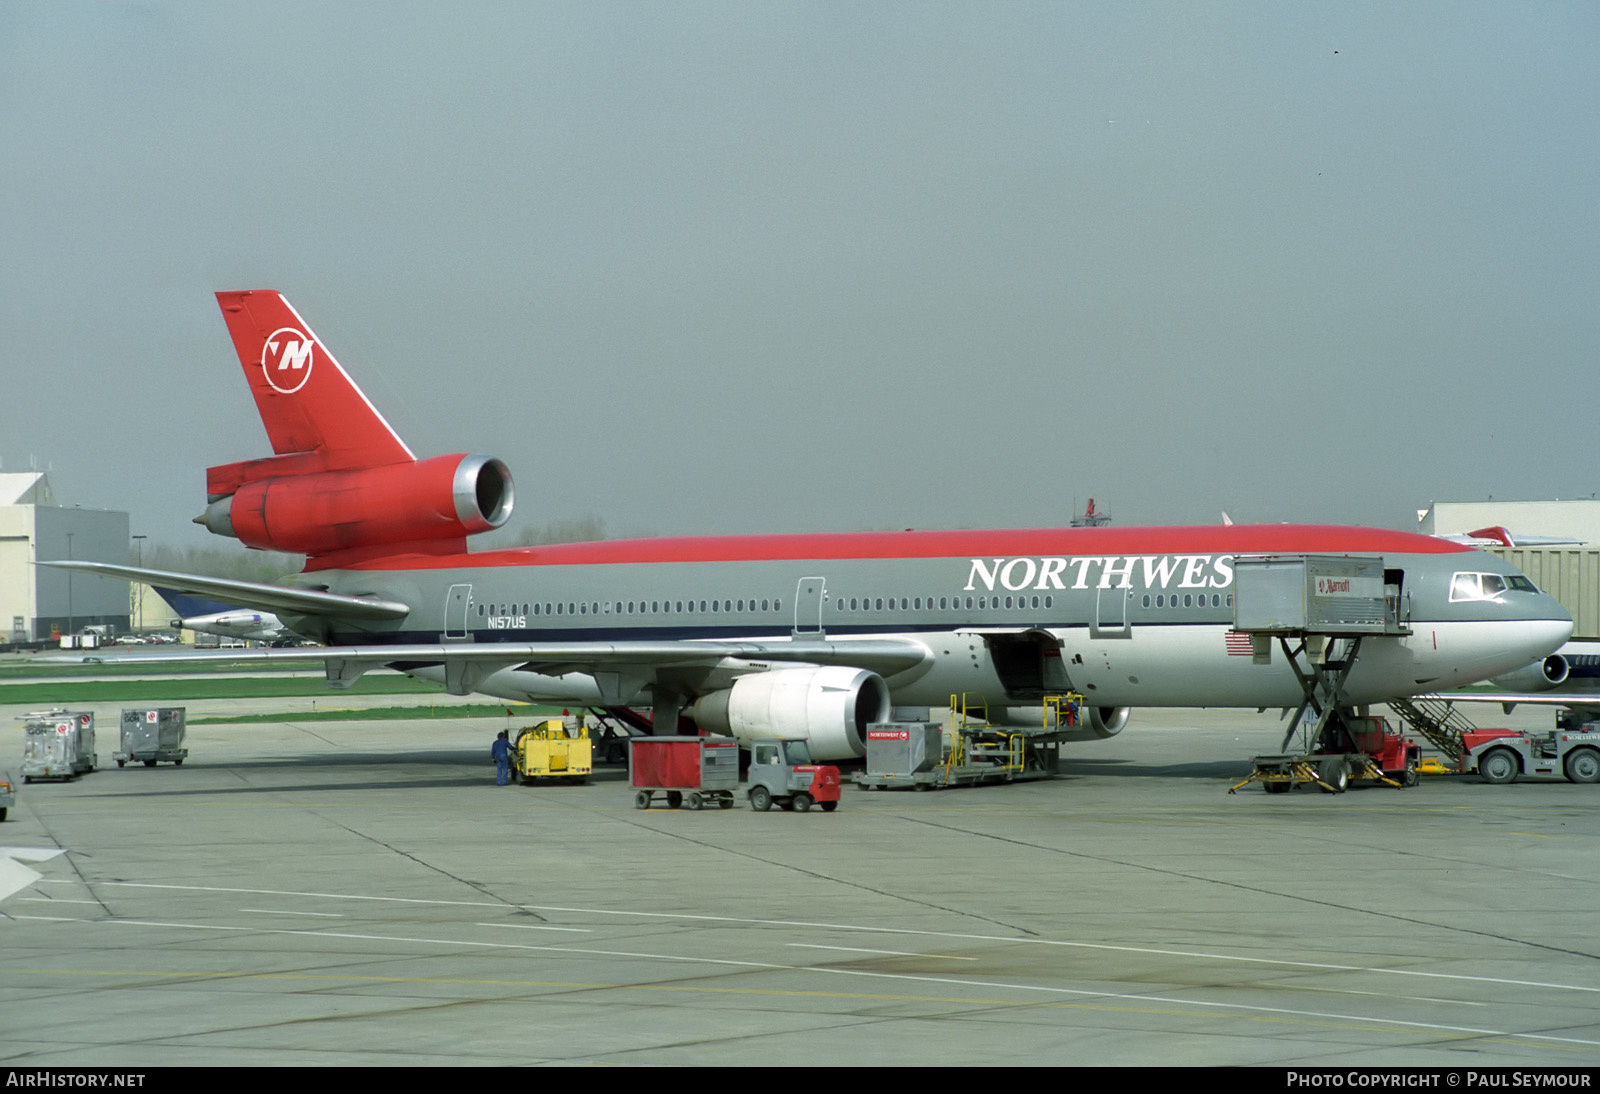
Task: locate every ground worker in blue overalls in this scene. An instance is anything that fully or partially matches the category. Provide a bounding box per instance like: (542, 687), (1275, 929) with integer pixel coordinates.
(491, 730), (512, 785)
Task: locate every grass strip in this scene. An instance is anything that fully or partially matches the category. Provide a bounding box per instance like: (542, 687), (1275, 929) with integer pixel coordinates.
(0, 675), (446, 705)
(191, 703), (561, 724)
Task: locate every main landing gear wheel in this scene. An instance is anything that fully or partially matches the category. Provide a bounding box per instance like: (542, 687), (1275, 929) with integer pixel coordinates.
(749, 786), (772, 812)
(1565, 748), (1600, 784)
(1479, 748), (1518, 785)
(633, 790), (652, 809)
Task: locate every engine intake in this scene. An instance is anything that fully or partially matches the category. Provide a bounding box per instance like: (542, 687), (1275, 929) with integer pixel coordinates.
(1488, 654), (1570, 693)
(689, 666), (891, 761)
(199, 453), (513, 556)
(991, 703), (1130, 741)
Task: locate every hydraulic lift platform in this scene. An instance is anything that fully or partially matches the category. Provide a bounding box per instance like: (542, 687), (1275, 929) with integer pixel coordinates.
(853, 694), (1081, 790)
(1226, 555), (1418, 795)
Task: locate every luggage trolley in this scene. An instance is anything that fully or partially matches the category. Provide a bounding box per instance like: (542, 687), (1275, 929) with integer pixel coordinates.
(629, 735), (740, 810)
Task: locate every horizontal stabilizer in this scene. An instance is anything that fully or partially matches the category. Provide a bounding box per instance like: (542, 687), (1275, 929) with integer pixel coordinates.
(39, 561), (410, 621)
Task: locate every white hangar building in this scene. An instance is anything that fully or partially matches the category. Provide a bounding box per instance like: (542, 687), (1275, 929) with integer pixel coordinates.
(0, 472), (130, 643)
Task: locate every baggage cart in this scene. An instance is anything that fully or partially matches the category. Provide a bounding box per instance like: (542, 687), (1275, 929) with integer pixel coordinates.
(629, 736), (739, 810)
(21, 710), (96, 782)
(115, 707), (189, 767)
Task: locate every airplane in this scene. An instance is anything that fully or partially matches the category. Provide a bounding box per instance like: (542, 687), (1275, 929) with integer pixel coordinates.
(150, 586), (297, 645)
(45, 291), (1574, 761)
(1411, 638), (1600, 716)
(1434, 527), (1587, 548)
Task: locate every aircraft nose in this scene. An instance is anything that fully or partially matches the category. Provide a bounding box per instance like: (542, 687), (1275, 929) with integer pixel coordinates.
(1523, 616), (1574, 660)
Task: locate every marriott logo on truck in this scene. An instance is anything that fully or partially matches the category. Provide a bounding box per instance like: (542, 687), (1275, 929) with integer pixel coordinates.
(964, 555), (1235, 593)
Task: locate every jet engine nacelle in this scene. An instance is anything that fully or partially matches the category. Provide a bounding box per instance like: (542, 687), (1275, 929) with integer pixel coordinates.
(990, 703), (1130, 741)
(199, 453), (513, 556)
(688, 666), (892, 761)
(1488, 654), (1570, 693)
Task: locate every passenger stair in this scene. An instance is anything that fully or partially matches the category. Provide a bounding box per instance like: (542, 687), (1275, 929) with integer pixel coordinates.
(1386, 696), (1478, 764)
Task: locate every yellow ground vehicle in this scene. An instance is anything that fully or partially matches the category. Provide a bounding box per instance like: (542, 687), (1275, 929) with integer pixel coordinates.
(514, 719), (592, 785)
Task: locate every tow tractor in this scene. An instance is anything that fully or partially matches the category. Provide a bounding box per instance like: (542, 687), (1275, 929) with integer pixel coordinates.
(1461, 713), (1600, 785)
(746, 738), (841, 812)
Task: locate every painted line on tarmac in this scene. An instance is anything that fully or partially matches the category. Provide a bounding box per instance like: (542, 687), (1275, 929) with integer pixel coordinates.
(9, 914), (1599, 1050)
(75, 878), (1600, 999)
(789, 943), (976, 961)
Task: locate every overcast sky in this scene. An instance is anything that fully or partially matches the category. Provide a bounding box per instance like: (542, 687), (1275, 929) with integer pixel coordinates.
(2, 2), (1595, 555)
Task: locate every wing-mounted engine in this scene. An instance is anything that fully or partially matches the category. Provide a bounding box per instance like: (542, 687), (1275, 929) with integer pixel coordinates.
(199, 452), (513, 557)
(989, 703), (1130, 741)
(1488, 654), (1570, 693)
(688, 666), (891, 761)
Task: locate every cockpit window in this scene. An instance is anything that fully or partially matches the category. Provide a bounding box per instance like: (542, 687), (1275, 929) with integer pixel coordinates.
(1451, 571), (1523, 602)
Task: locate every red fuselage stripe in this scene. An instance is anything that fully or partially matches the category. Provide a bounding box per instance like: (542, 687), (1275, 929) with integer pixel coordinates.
(319, 524), (1469, 573)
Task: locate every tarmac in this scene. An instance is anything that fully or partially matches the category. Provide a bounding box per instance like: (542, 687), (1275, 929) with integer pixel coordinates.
(3, 694), (1599, 1067)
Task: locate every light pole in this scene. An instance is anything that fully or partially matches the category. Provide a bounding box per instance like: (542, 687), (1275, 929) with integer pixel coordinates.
(131, 534), (147, 633)
(65, 531), (74, 637)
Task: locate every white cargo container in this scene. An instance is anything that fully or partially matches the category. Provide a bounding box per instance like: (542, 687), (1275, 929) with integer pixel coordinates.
(21, 710), (96, 782)
(115, 707), (188, 767)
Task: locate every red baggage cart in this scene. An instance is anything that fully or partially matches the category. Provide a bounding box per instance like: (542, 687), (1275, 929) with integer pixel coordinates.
(629, 736), (740, 810)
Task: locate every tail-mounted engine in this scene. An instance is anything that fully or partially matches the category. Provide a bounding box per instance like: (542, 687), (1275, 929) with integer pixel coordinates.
(199, 452), (513, 557)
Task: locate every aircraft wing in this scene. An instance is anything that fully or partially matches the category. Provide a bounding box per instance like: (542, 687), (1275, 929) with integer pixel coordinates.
(44, 559), (930, 694)
(75, 638), (928, 676)
(38, 561), (409, 620)
(1417, 691), (1600, 714)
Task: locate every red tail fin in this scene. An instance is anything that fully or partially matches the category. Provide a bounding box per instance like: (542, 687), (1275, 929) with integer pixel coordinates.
(214, 291), (413, 472)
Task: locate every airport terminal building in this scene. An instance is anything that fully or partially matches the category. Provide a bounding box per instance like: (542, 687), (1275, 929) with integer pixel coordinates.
(0, 472), (130, 642)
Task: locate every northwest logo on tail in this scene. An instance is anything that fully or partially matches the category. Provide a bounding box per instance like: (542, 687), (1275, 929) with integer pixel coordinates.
(261, 327), (316, 393)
